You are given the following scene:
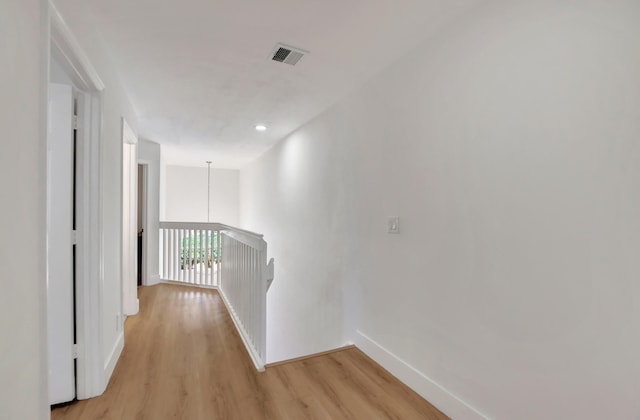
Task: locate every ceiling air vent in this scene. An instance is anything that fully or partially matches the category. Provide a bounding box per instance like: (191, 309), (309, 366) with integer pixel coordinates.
(271, 43), (308, 66)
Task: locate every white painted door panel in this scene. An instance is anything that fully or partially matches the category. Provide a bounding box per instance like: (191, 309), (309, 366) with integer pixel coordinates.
(47, 83), (76, 404)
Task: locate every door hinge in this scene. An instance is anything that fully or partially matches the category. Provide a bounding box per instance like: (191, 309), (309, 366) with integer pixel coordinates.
(72, 115), (78, 130)
(72, 230), (78, 245)
(72, 344), (79, 359)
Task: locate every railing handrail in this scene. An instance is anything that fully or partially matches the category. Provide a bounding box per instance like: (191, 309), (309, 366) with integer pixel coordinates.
(221, 229), (267, 252)
(160, 221), (223, 230)
(159, 221), (264, 239)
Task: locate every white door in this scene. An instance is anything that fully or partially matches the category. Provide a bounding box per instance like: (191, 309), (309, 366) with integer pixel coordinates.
(47, 83), (76, 404)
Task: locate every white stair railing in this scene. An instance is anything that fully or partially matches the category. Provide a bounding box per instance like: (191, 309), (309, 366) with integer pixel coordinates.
(219, 228), (274, 371)
(159, 222), (222, 287)
(159, 222), (274, 370)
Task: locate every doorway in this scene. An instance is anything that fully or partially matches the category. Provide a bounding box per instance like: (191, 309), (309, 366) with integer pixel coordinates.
(48, 49), (103, 404)
(122, 120), (139, 316)
(137, 164), (148, 286)
(48, 5), (106, 402)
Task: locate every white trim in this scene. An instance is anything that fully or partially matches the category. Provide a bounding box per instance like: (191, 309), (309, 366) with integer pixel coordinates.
(74, 90), (105, 399)
(122, 118), (137, 145)
(141, 162), (148, 286)
(137, 161), (150, 286)
(103, 331), (124, 388)
(48, 1), (106, 400)
(122, 124), (139, 316)
(161, 280), (217, 290)
(49, 2), (104, 91)
(149, 274), (161, 286)
(354, 331), (489, 420)
(217, 287), (266, 372)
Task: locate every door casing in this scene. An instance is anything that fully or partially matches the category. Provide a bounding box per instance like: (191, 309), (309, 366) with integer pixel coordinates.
(122, 120), (139, 316)
(49, 1), (107, 399)
(137, 162), (150, 286)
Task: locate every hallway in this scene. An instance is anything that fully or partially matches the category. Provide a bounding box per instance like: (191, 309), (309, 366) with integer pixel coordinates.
(52, 284), (447, 419)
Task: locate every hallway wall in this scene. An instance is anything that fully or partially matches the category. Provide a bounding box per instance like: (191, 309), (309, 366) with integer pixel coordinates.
(164, 165), (239, 226)
(0, 0), (49, 418)
(240, 1), (640, 419)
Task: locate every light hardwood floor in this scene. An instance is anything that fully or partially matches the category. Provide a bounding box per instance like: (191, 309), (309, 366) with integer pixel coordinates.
(52, 283), (448, 419)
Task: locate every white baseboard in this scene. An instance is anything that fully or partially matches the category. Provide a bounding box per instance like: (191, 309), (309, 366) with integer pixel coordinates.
(160, 279), (217, 290)
(103, 331), (124, 388)
(148, 273), (160, 286)
(355, 330), (489, 420)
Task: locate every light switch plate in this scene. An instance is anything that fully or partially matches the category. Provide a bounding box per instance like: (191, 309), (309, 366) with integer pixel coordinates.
(388, 216), (400, 234)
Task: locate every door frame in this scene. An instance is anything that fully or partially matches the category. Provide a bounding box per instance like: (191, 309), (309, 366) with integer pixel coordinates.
(122, 119), (139, 315)
(137, 162), (150, 286)
(50, 1), (106, 399)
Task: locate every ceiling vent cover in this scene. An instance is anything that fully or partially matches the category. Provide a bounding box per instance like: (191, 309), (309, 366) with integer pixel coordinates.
(271, 43), (308, 66)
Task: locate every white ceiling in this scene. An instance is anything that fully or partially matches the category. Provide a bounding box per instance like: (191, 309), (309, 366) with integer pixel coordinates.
(53, 0), (482, 168)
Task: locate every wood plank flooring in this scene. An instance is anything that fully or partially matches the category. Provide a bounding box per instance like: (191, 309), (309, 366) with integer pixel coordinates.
(52, 283), (448, 419)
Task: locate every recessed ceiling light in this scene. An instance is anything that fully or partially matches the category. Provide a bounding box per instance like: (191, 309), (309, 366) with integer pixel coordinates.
(255, 125), (267, 132)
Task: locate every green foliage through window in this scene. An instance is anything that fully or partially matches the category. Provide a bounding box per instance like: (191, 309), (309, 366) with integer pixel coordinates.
(180, 231), (219, 270)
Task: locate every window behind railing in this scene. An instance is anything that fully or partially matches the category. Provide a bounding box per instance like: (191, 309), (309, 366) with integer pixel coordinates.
(160, 222), (222, 287)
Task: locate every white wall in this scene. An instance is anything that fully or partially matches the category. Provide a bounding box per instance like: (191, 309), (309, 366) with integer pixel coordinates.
(240, 129), (356, 363)
(240, 1), (640, 419)
(50, 0), (140, 385)
(138, 139), (161, 285)
(0, 0), (49, 419)
(164, 165), (239, 225)
(159, 154), (167, 221)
